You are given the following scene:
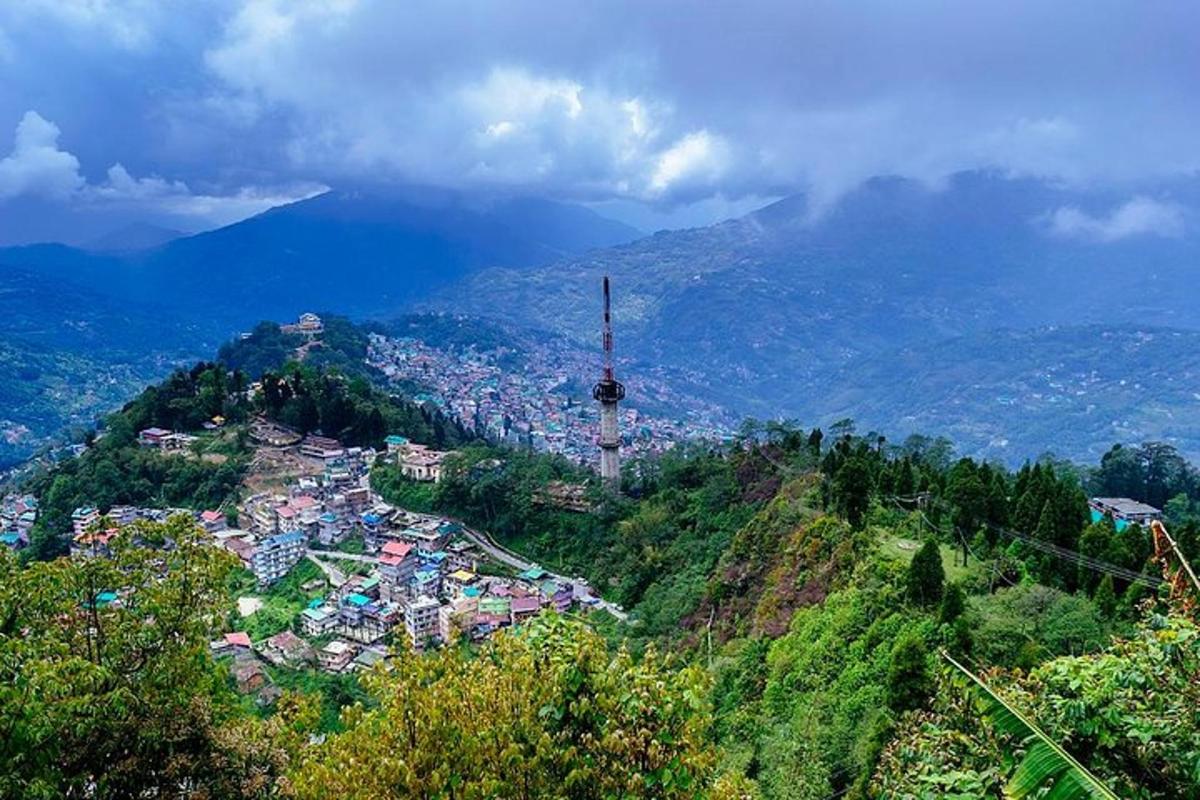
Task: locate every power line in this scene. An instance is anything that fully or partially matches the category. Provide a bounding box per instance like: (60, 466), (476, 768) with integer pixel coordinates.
(890, 494), (1164, 589)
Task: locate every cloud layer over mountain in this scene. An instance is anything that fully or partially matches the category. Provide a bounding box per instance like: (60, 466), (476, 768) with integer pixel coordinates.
(1, 1), (1198, 241)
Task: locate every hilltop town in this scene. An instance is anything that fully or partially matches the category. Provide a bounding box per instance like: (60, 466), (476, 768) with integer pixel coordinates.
(366, 328), (733, 467)
(49, 407), (614, 703)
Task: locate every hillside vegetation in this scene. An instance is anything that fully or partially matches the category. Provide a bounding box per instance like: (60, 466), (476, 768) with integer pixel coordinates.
(20, 320), (471, 560)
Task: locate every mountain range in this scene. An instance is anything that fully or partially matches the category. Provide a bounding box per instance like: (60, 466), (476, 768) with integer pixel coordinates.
(441, 172), (1200, 460)
(3, 173), (1200, 466)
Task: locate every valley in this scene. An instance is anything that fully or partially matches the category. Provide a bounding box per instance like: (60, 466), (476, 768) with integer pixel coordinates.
(6, 173), (1200, 467)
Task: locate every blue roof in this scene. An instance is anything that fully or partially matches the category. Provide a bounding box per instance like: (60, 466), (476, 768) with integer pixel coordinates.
(519, 566), (548, 581)
(319, 512), (338, 523)
(385, 435), (409, 445)
(268, 531), (305, 545)
(463, 586), (482, 598)
(0, 532), (21, 545)
(345, 593), (371, 607)
(307, 598), (325, 609)
(361, 513), (382, 525)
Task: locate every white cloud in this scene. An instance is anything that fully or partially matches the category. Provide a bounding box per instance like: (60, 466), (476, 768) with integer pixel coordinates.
(1045, 196), (1188, 242)
(88, 163), (327, 226)
(0, 111), (84, 199)
(7, 0), (161, 50)
(650, 131), (727, 194)
(0, 111), (324, 227)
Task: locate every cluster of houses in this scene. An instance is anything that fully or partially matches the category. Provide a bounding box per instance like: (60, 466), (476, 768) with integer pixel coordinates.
(365, 331), (734, 468)
(297, 563), (588, 672)
(208, 431), (454, 588)
(0, 493), (37, 551)
(66, 503), (230, 558)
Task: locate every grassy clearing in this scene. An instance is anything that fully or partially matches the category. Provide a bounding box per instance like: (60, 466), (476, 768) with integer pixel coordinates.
(878, 533), (977, 584)
(228, 559), (329, 642)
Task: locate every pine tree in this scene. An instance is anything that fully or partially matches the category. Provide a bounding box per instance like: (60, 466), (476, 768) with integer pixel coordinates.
(832, 455), (874, 528)
(906, 538), (945, 606)
(887, 631), (932, 713)
(939, 581), (966, 624)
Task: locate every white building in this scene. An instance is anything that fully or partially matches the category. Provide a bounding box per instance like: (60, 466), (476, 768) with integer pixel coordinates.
(251, 531), (306, 587)
(404, 595), (442, 649)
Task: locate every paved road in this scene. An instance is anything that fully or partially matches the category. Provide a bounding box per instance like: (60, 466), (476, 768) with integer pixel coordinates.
(309, 549), (376, 564)
(456, 525), (629, 623)
(306, 553), (346, 587)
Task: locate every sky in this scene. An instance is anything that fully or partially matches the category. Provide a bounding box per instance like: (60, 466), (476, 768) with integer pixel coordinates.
(0, 1), (1197, 244)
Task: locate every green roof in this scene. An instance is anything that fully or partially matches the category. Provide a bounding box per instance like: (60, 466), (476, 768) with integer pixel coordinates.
(479, 597), (511, 614)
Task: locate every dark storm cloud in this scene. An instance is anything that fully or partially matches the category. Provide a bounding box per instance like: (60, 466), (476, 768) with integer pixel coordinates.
(0, 0), (1197, 240)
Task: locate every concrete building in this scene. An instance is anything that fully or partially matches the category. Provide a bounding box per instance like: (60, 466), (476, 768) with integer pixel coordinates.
(319, 639), (355, 673)
(1089, 497), (1163, 531)
(404, 595), (442, 649)
(72, 506), (99, 538)
(251, 531), (306, 587)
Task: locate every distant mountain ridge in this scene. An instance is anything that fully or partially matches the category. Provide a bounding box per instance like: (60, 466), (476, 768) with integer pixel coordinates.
(438, 171), (1200, 460)
(85, 222), (184, 253)
(4, 172), (1200, 464)
(0, 187), (641, 326)
(0, 188), (640, 466)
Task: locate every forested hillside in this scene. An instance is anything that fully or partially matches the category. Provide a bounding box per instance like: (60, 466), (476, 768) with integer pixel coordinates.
(9, 405), (1200, 796)
(371, 422), (1200, 798)
(19, 320), (471, 560)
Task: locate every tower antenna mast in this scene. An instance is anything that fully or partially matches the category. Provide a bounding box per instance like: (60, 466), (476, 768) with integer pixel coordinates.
(593, 275), (625, 489)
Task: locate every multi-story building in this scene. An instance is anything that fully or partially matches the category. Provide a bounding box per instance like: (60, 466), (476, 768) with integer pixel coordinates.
(251, 531), (305, 587)
(199, 509), (227, 534)
(361, 512), (388, 551)
(378, 540), (416, 599)
(300, 434), (345, 462)
(72, 506), (100, 538)
(318, 639), (355, 673)
(317, 512), (348, 546)
(445, 539), (479, 572)
(404, 595), (442, 649)
(300, 604), (339, 637)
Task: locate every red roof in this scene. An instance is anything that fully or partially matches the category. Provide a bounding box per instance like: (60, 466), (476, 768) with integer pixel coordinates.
(290, 496), (317, 510)
(200, 510), (222, 523)
(381, 541), (413, 558)
(225, 631), (252, 648)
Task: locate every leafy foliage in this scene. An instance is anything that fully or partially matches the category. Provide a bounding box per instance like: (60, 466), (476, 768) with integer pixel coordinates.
(286, 615), (725, 799)
(0, 516), (314, 798)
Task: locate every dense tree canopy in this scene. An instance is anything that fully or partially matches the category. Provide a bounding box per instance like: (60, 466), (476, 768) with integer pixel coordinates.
(0, 516), (311, 798)
(287, 616), (731, 800)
